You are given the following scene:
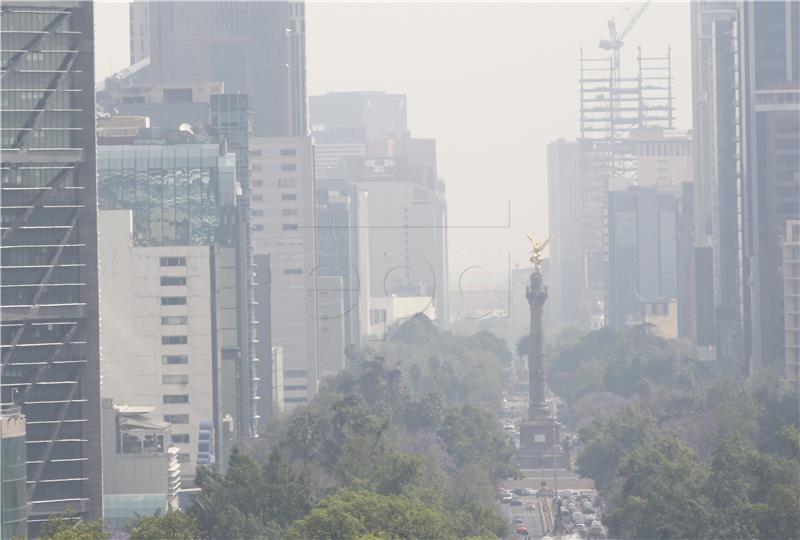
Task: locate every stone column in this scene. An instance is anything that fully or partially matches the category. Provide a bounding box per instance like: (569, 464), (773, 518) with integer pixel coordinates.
(526, 269), (550, 419)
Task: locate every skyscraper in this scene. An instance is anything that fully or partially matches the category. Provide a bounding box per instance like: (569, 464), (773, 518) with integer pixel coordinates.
(310, 92), (450, 332)
(739, 1), (800, 374)
(140, 0), (307, 137)
(607, 187), (678, 331)
(97, 129), (251, 481)
(249, 137), (319, 409)
(1, 2), (103, 530)
(691, 1), (745, 369)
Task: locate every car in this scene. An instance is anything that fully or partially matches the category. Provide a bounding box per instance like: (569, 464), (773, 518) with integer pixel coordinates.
(512, 516), (524, 525)
(522, 487), (536, 496)
(500, 494), (513, 504)
(510, 497), (523, 506)
(583, 513), (597, 524)
(512, 488), (526, 496)
(526, 503), (536, 511)
(515, 525), (529, 535)
(575, 523), (586, 532)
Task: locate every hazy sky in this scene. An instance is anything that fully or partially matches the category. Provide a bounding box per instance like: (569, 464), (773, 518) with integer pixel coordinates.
(94, 1), (692, 290)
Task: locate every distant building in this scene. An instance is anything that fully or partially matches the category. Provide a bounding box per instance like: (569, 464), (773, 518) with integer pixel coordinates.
(97, 80), (224, 129)
(546, 140), (583, 327)
(629, 128), (693, 192)
(249, 137), (319, 409)
(1, 407), (27, 540)
(783, 221), (800, 384)
(739, 1), (800, 374)
(1, 2), (104, 530)
(607, 187), (678, 330)
(315, 180), (371, 348)
(141, 0), (307, 136)
(101, 399), (180, 531)
(691, 2), (744, 370)
(310, 92), (449, 330)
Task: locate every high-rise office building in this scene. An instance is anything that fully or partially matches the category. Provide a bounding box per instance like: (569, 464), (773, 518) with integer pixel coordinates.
(782, 221), (800, 384)
(138, 0), (307, 137)
(97, 131), (253, 480)
(607, 187), (678, 331)
(1, 2), (103, 530)
(739, 1), (800, 374)
(691, 1), (745, 369)
(315, 180), (370, 349)
(249, 137), (319, 409)
(546, 140), (583, 327)
(310, 92), (450, 332)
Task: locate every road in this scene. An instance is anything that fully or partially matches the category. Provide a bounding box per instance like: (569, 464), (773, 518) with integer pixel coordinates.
(497, 494), (545, 539)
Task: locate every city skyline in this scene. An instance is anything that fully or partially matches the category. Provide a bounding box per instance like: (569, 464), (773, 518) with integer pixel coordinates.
(95, 1), (692, 287)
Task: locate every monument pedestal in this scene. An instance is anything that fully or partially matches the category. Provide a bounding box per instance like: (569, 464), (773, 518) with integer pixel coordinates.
(518, 416), (571, 469)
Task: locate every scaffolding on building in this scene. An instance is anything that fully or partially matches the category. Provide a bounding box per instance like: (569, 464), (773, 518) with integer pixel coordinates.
(576, 46), (675, 326)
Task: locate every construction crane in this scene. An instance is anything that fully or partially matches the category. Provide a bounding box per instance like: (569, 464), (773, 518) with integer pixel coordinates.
(599, 1), (652, 87)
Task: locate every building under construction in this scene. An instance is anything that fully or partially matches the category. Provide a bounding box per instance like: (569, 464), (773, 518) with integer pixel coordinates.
(575, 2), (676, 326)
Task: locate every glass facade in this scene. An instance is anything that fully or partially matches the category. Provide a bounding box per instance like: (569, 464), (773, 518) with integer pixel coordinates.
(1, 2), (103, 531)
(98, 144), (237, 246)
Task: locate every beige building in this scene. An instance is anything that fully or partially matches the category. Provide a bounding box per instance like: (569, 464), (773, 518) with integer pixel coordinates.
(249, 137), (320, 408)
(99, 210), (224, 484)
(783, 221), (800, 384)
(630, 128), (694, 191)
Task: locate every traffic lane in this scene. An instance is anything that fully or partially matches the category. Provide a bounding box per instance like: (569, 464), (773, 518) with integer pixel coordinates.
(498, 495), (543, 539)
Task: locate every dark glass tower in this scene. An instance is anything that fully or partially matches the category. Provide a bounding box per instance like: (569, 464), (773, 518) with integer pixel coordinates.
(146, 1), (307, 137)
(1, 1), (103, 530)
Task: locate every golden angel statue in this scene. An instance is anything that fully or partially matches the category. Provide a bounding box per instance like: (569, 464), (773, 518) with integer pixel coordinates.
(527, 234), (552, 270)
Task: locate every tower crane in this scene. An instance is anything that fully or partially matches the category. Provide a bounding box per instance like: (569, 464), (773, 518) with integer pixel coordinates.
(599, 1), (652, 88)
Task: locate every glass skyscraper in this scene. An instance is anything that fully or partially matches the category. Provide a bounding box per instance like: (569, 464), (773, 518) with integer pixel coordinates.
(1, 1), (103, 531)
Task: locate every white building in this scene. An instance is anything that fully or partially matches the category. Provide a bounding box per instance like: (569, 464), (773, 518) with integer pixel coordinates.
(99, 210), (223, 484)
(249, 137), (320, 408)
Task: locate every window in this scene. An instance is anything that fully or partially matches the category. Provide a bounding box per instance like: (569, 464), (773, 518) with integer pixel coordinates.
(253, 194), (263, 202)
(163, 374), (189, 385)
(253, 210), (264, 217)
(278, 178), (295, 188)
(161, 316), (188, 326)
(162, 336), (188, 345)
(281, 164), (297, 171)
(252, 180), (263, 187)
(253, 224), (264, 231)
(171, 434), (190, 444)
(280, 148), (297, 156)
(249, 150), (262, 157)
(282, 194), (297, 201)
(164, 394), (189, 404)
(160, 257), (186, 267)
(284, 370), (307, 378)
(282, 209), (298, 216)
(284, 384), (308, 391)
(163, 414), (189, 424)
(163, 355), (188, 365)
(284, 268), (303, 275)
(282, 224), (298, 231)
(177, 453), (191, 463)
(161, 276), (187, 286)
(161, 296), (187, 306)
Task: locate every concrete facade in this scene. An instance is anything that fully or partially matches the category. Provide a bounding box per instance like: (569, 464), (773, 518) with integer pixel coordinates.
(249, 137), (319, 408)
(99, 210), (220, 484)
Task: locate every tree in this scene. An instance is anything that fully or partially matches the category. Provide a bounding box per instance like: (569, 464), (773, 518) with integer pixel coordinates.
(40, 510), (109, 540)
(606, 435), (712, 539)
(576, 407), (658, 493)
(287, 489), (453, 540)
(129, 511), (199, 540)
